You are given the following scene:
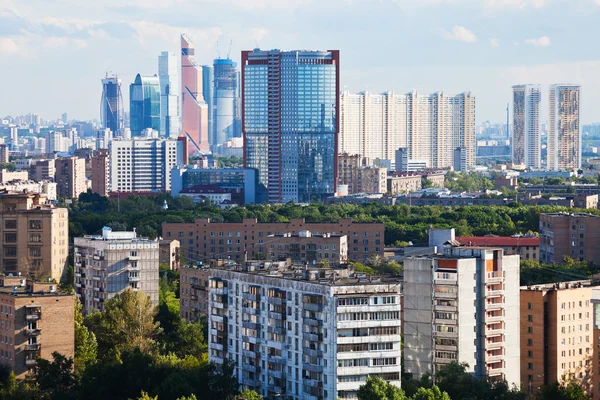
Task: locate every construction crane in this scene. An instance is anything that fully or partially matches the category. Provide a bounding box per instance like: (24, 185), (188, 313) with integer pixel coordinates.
(227, 39), (232, 59)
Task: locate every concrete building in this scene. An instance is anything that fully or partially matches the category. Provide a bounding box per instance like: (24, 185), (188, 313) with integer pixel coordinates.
(0, 144), (8, 163)
(162, 218), (384, 264)
(171, 166), (258, 204)
(340, 91), (476, 169)
(456, 235), (539, 261)
(0, 181), (57, 201)
(404, 246), (520, 386)
(108, 137), (186, 193)
(265, 231), (348, 266)
(423, 173), (445, 188)
(387, 174), (422, 195)
(74, 227), (159, 315)
(0, 276), (74, 379)
(549, 85), (581, 171)
(395, 148), (429, 172)
(30, 159), (54, 181)
(539, 212), (600, 265)
(0, 169), (28, 184)
(159, 239), (180, 270)
(0, 192), (68, 281)
(338, 154), (387, 194)
(512, 85), (541, 169)
(591, 288), (600, 400)
(91, 149), (109, 196)
(55, 157), (87, 198)
(207, 264), (402, 399)
(521, 281), (594, 396)
(180, 266), (210, 320)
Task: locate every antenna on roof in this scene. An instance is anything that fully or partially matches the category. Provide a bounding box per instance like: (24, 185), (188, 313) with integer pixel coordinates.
(227, 39), (233, 59)
(216, 40), (220, 59)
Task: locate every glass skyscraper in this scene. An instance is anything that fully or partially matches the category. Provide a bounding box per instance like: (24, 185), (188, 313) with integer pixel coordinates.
(242, 49), (340, 203)
(213, 58), (240, 150)
(100, 74), (124, 135)
(129, 74), (161, 137)
(158, 51), (180, 138)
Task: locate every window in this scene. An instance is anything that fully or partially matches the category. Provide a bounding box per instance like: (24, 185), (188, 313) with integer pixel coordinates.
(528, 339), (533, 346)
(29, 220), (42, 229)
(528, 315), (533, 322)
(4, 220), (16, 229)
(528, 362), (533, 370)
(29, 233), (42, 243)
(528, 350), (533, 358)
(528, 303), (533, 310)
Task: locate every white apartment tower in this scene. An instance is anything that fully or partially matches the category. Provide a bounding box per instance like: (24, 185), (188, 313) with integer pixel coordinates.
(158, 51), (180, 138)
(403, 246), (520, 387)
(74, 227), (159, 315)
(339, 91), (476, 170)
(108, 137), (185, 193)
(207, 266), (402, 400)
(548, 84), (581, 171)
(512, 84), (541, 169)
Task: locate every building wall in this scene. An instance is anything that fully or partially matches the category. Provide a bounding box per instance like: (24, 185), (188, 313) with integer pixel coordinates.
(0, 169), (28, 184)
(423, 174), (445, 188)
(179, 267), (210, 322)
(91, 149), (109, 196)
(549, 85), (581, 171)
(159, 239), (180, 270)
(55, 157), (86, 198)
(387, 175), (422, 195)
(539, 213), (600, 265)
(512, 85), (541, 169)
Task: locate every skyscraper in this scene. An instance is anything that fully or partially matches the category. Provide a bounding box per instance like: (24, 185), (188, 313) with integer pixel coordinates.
(242, 49), (340, 203)
(129, 74), (161, 137)
(158, 51), (180, 138)
(512, 84), (541, 169)
(181, 34), (210, 154)
(100, 75), (124, 135)
(548, 84), (581, 171)
(213, 58), (239, 150)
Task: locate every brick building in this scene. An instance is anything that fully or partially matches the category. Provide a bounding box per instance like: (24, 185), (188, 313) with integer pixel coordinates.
(539, 212), (600, 265)
(162, 218), (384, 264)
(265, 231), (348, 266)
(456, 235), (539, 261)
(180, 266), (210, 322)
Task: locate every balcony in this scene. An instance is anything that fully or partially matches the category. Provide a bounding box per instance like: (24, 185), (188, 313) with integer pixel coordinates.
(303, 347), (323, 357)
(191, 283), (204, 291)
(128, 255), (141, 261)
(486, 353), (504, 363)
(242, 335), (259, 344)
(303, 332), (323, 342)
(486, 290), (504, 298)
(485, 327), (504, 337)
(303, 378), (323, 388)
(268, 384), (283, 394)
(242, 349), (258, 358)
(486, 341), (504, 350)
(211, 314), (227, 324)
(242, 292), (260, 302)
(25, 344), (41, 351)
(242, 321), (260, 330)
(25, 359), (37, 367)
(190, 294), (198, 301)
(267, 326), (285, 335)
(303, 362), (324, 373)
(93, 255), (104, 261)
(486, 314), (503, 323)
(242, 363), (258, 373)
(267, 369), (284, 379)
(303, 317), (323, 327)
(267, 354), (286, 364)
(304, 303), (323, 312)
(268, 311), (285, 320)
(486, 273), (503, 283)
(25, 329), (41, 336)
(242, 378), (258, 387)
(129, 276), (141, 282)
(92, 276), (101, 281)
(25, 308), (41, 321)
(242, 307), (258, 316)
(268, 297), (285, 306)
(213, 301), (227, 309)
(485, 302), (503, 311)
(213, 287), (228, 296)
(488, 366), (504, 377)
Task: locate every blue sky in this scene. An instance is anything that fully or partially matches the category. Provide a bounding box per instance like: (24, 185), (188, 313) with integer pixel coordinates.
(1, 0), (599, 124)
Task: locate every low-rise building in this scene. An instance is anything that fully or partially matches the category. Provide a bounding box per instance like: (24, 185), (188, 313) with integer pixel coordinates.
(0, 181), (57, 201)
(539, 212), (600, 265)
(0, 169), (28, 184)
(456, 235), (539, 261)
(74, 227), (159, 315)
(0, 276), (74, 379)
(171, 166), (258, 204)
(159, 239), (180, 270)
(387, 174), (422, 195)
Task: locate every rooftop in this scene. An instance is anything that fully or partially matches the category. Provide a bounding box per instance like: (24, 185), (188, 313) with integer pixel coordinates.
(82, 226), (149, 242)
(456, 235), (539, 247)
(521, 280), (593, 291)
(542, 212), (600, 218)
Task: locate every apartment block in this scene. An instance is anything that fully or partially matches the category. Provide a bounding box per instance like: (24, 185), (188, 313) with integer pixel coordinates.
(0, 276), (74, 379)
(207, 265), (402, 399)
(539, 212), (600, 265)
(338, 154), (387, 195)
(29, 159), (54, 181)
(0, 192), (68, 281)
(0, 145), (8, 164)
(55, 157), (87, 198)
(512, 85), (541, 169)
(387, 174), (422, 195)
(265, 231), (348, 266)
(74, 227), (159, 315)
(521, 281), (594, 396)
(548, 85), (581, 171)
(456, 235), (539, 261)
(591, 288), (600, 400)
(0, 169), (28, 184)
(159, 239), (180, 270)
(91, 149), (109, 196)
(180, 266), (210, 321)
(162, 218), (384, 264)
(403, 246), (520, 386)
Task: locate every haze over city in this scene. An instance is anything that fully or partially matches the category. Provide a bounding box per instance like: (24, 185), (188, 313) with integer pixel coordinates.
(1, 0), (600, 122)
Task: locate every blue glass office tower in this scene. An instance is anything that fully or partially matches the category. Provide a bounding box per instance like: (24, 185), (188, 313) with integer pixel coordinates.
(213, 58), (240, 150)
(242, 49), (340, 203)
(130, 74), (161, 137)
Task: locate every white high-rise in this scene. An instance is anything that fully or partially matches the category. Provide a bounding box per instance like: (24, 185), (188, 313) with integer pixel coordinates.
(512, 85), (541, 169)
(158, 51), (180, 138)
(340, 91), (475, 170)
(548, 84), (581, 171)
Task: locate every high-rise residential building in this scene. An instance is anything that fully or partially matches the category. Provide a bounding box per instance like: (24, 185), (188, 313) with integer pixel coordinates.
(9, 127), (18, 150)
(539, 212), (600, 265)
(158, 51), (180, 138)
(100, 75), (124, 135)
(203, 65), (214, 145)
(108, 137), (186, 193)
(30, 160), (54, 181)
(0, 144), (9, 164)
(207, 264), (402, 399)
(55, 157), (87, 198)
(403, 246), (520, 387)
(521, 280), (594, 397)
(0, 192), (68, 281)
(512, 85), (541, 168)
(591, 288), (600, 400)
(213, 58), (239, 150)
(548, 85), (581, 171)
(74, 227), (159, 315)
(162, 217), (383, 264)
(339, 91), (476, 170)
(0, 276), (74, 379)
(130, 74), (161, 137)
(242, 49), (340, 203)
(181, 34), (210, 154)
(91, 149), (109, 196)
(61, 112), (68, 123)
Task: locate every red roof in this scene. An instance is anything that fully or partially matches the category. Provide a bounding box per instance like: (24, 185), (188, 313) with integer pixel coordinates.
(456, 236), (539, 247)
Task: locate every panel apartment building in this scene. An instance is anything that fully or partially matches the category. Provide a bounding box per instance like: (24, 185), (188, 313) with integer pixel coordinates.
(539, 212), (600, 265)
(207, 265), (402, 399)
(162, 218), (384, 264)
(403, 246), (520, 387)
(74, 227), (159, 315)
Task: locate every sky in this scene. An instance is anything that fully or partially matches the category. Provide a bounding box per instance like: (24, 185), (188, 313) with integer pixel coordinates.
(1, 0), (600, 124)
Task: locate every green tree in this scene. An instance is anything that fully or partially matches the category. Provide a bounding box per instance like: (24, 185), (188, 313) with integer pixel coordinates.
(537, 380), (587, 400)
(411, 386), (451, 400)
(234, 389), (262, 400)
(74, 299), (97, 374)
(135, 391), (158, 400)
(206, 359), (239, 400)
(35, 352), (77, 400)
(358, 376), (406, 400)
(177, 396), (198, 400)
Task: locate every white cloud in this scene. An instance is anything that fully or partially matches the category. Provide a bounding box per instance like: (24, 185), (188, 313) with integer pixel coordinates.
(0, 36), (18, 54)
(484, 0), (547, 8)
(129, 20), (222, 48)
(524, 35), (551, 46)
(442, 25), (477, 42)
(249, 28), (269, 42)
(489, 38), (500, 47)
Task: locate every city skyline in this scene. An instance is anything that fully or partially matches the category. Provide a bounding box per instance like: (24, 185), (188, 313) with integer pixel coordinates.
(1, 0), (600, 123)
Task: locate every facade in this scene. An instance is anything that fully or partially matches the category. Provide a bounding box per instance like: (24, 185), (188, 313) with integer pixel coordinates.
(213, 58), (240, 150)
(548, 85), (581, 171)
(403, 246), (520, 386)
(265, 231), (348, 266)
(539, 212), (600, 265)
(512, 85), (541, 169)
(340, 91), (476, 169)
(0, 276), (74, 379)
(108, 137), (186, 193)
(0, 192), (68, 281)
(337, 154), (387, 194)
(592, 288), (600, 400)
(130, 74), (161, 137)
(0, 180), (57, 201)
(158, 51), (180, 138)
(207, 265), (402, 399)
(91, 149), (109, 196)
(456, 235), (539, 261)
(30, 160), (54, 181)
(162, 218), (384, 264)
(74, 227), (159, 315)
(181, 34), (210, 154)
(387, 174), (422, 195)
(159, 239), (180, 270)
(55, 157), (87, 198)
(0, 144), (8, 164)
(100, 74), (124, 135)
(242, 49), (340, 203)
(180, 266), (210, 320)
(0, 169), (28, 184)
(521, 281), (594, 397)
